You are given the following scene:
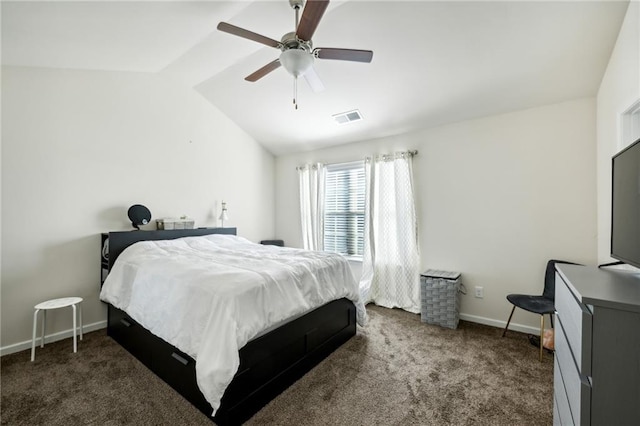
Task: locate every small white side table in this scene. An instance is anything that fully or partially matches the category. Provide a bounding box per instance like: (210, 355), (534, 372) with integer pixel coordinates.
(31, 297), (83, 361)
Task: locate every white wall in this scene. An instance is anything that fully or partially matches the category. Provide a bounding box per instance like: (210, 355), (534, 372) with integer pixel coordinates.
(1, 66), (275, 350)
(5, 2), (634, 349)
(276, 98), (597, 331)
(596, 1), (640, 264)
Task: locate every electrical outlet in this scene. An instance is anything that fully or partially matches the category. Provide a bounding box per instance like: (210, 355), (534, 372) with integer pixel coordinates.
(475, 286), (484, 298)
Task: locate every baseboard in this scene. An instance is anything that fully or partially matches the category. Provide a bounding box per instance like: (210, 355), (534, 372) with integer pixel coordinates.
(1, 320), (107, 357)
(459, 313), (541, 335)
(1, 315), (541, 357)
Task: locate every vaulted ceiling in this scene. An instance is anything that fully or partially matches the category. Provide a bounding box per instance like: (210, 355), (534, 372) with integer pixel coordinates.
(2, 1), (630, 155)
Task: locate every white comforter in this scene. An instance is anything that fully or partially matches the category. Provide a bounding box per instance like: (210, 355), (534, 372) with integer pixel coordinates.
(99, 234), (366, 415)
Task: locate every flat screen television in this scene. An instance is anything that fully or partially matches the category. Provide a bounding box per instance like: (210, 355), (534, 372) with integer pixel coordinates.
(611, 137), (640, 269)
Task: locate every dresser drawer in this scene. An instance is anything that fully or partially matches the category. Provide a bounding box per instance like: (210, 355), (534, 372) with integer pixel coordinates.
(556, 317), (591, 425)
(555, 272), (593, 375)
(554, 357), (573, 425)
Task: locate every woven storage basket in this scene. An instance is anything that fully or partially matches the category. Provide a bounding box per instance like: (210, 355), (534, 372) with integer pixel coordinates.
(420, 269), (462, 329)
(156, 218), (195, 230)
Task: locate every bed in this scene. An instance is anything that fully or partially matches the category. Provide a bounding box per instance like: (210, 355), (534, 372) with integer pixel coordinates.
(99, 228), (364, 425)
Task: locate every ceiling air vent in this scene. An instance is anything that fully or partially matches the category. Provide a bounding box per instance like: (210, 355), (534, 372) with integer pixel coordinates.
(332, 109), (363, 125)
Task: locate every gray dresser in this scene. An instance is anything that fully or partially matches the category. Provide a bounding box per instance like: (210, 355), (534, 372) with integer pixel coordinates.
(554, 264), (640, 425)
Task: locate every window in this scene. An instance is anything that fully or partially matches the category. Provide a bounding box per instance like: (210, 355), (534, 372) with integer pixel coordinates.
(621, 99), (640, 147)
(324, 161), (365, 258)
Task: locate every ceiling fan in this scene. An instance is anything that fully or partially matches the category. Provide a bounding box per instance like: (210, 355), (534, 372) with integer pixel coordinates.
(217, 0), (373, 108)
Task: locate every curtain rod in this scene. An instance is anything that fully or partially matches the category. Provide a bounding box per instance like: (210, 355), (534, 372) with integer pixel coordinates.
(295, 163), (324, 171)
(366, 150), (419, 162)
(296, 150), (418, 170)
(369, 150), (419, 157)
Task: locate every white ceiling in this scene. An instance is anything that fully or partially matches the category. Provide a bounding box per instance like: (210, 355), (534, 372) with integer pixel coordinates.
(2, 1), (630, 155)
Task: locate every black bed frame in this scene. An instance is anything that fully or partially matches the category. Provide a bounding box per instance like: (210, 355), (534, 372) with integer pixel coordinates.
(103, 228), (356, 425)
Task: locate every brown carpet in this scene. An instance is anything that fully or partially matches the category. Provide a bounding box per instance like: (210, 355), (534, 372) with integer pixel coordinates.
(1, 305), (553, 425)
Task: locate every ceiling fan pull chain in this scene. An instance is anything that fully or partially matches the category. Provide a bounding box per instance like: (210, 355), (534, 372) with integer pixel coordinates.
(293, 76), (298, 109)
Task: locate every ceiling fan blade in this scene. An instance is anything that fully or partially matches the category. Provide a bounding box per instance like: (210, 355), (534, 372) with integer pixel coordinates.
(245, 59), (282, 82)
(304, 66), (325, 93)
(217, 22), (280, 48)
(315, 48), (373, 63)
(296, 0), (330, 41)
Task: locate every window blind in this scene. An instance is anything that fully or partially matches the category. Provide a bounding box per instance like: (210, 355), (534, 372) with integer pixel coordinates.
(324, 161), (365, 257)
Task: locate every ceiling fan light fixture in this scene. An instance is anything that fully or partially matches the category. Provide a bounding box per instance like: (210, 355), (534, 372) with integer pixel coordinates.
(279, 49), (314, 77)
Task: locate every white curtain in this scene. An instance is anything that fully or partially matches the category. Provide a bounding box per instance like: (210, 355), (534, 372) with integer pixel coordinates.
(298, 163), (326, 251)
(360, 152), (420, 313)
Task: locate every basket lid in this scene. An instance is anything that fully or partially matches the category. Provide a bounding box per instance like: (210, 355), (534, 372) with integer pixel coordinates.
(421, 269), (461, 280)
